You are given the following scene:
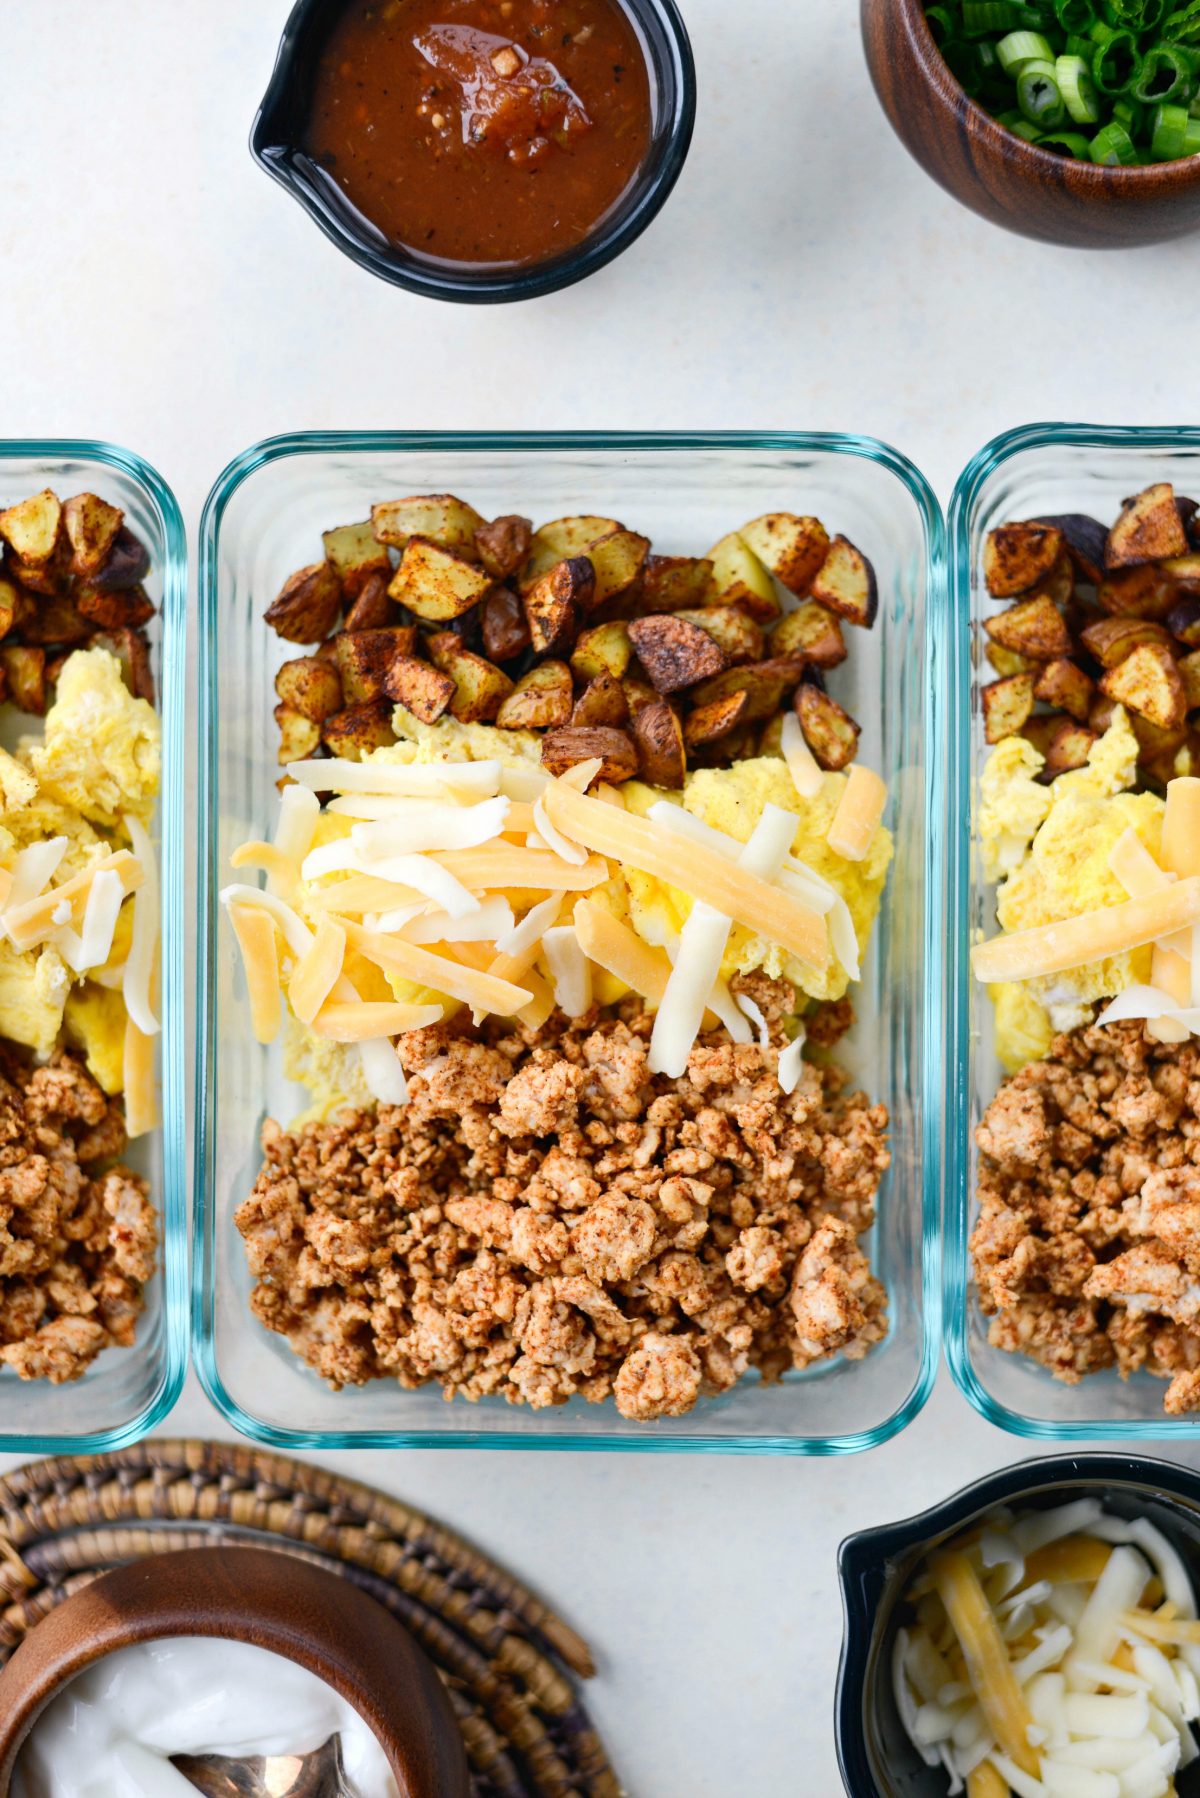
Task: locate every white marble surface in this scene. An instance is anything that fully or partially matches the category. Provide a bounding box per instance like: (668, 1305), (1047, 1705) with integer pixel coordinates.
(4, 2), (1200, 1793)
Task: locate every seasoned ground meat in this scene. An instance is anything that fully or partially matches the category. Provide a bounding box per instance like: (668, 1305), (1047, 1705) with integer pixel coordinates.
(972, 1022), (1200, 1411)
(0, 1047), (155, 1383)
(236, 997), (891, 1420)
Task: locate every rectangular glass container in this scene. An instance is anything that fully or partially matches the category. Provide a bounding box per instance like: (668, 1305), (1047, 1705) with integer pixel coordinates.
(947, 424), (1200, 1441)
(197, 431), (943, 1452)
(0, 441), (187, 1451)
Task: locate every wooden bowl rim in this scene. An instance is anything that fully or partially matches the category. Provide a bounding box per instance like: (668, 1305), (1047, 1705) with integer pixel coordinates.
(885, 0), (1200, 194)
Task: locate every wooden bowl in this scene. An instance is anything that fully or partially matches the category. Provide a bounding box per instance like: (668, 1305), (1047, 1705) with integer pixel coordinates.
(861, 0), (1200, 248)
(0, 1547), (471, 1795)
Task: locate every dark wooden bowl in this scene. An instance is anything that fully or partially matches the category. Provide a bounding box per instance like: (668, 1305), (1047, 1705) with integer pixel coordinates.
(861, 0), (1200, 248)
(0, 1547), (471, 1796)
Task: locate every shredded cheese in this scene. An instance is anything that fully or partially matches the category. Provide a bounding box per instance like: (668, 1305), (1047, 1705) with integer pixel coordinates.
(436, 844), (609, 893)
(542, 926), (592, 1018)
(220, 884), (314, 959)
(351, 796), (511, 857)
(402, 896), (515, 945)
(310, 999), (443, 1042)
(228, 903), (282, 1044)
(288, 917), (347, 1027)
(230, 841), (307, 888)
(271, 782), (320, 896)
(5, 851), (143, 951)
(971, 879), (1200, 985)
(498, 764), (551, 801)
(6, 837), (67, 913)
(302, 840), (481, 918)
(781, 711), (824, 801)
(341, 918), (533, 1016)
(573, 898), (672, 1008)
(532, 792), (588, 866)
(123, 814), (160, 1036)
(827, 764), (888, 862)
(357, 1036), (409, 1106)
(286, 756), (502, 797)
(123, 1013), (158, 1139)
(495, 894), (563, 959)
(58, 868), (125, 974)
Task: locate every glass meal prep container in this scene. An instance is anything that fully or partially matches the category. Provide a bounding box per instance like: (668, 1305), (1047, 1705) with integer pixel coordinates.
(0, 441), (187, 1453)
(946, 423), (1200, 1442)
(196, 430), (944, 1453)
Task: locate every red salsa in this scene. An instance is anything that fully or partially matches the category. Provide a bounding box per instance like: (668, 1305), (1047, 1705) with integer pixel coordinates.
(305, 0), (653, 268)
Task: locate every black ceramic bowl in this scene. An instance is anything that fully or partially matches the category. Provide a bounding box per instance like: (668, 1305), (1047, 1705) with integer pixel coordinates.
(251, 0), (696, 303)
(836, 1453), (1200, 1798)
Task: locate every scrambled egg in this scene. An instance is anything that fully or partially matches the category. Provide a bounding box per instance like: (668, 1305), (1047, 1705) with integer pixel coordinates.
(980, 708), (1162, 1069)
(0, 648), (159, 1088)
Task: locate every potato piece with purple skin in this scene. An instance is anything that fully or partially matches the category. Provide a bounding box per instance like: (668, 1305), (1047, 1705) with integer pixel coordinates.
(770, 601), (847, 670)
(621, 674), (659, 716)
(983, 593), (1072, 661)
(795, 683), (860, 771)
(523, 556), (593, 655)
(684, 689), (749, 748)
(76, 582), (155, 631)
(739, 514), (830, 597)
(389, 536), (492, 622)
(275, 703), (322, 764)
(332, 627), (413, 703)
(588, 528), (650, 607)
(20, 595), (93, 648)
(0, 489), (62, 568)
(673, 606), (763, 666)
(264, 561), (342, 643)
(343, 571), (394, 634)
(572, 671), (630, 730)
(690, 656), (805, 725)
(481, 586), (532, 663)
(1088, 694), (1120, 736)
(384, 655), (456, 725)
(93, 627), (155, 703)
(88, 525), (150, 593)
(631, 700), (686, 789)
(642, 556), (715, 612)
(983, 522), (1063, 599)
(626, 614), (727, 694)
(475, 515), (533, 583)
(322, 521), (391, 599)
(496, 660), (574, 730)
(1041, 718), (1097, 780)
(981, 673), (1035, 745)
(1106, 483), (1188, 569)
(62, 493), (124, 579)
(1100, 642), (1188, 731)
(571, 620), (632, 683)
(1168, 596), (1200, 648)
(1033, 659), (1094, 723)
(275, 655), (345, 723)
(370, 495), (484, 557)
(321, 699), (395, 760)
(1081, 616), (1176, 669)
(425, 633), (514, 724)
(810, 535), (879, 629)
(542, 726), (639, 785)
(1034, 514), (1107, 586)
(707, 532), (780, 624)
(1097, 564), (1179, 622)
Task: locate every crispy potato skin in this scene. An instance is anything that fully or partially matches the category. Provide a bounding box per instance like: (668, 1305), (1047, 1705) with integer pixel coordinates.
(265, 562), (343, 644)
(542, 725), (639, 784)
(275, 656), (345, 723)
(384, 654), (455, 724)
(343, 571), (394, 633)
(983, 522), (1064, 599)
(523, 557), (593, 655)
(476, 514), (533, 582)
(496, 661), (574, 730)
(683, 689), (748, 748)
(426, 632), (515, 723)
(321, 699), (396, 759)
(810, 535), (878, 629)
(795, 682), (860, 771)
(63, 493), (123, 578)
(642, 556), (715, 612)
(389, 536), (492, 622)
(740, 513), (829, 597)
(631, 699), (686, 787)
(571, 671), (630, 729)
(626, 615), (726, 694)
(1033, 658), (1094, 723)
(1106, 483), (1188, 569)
(482, 586), (532, 663)
(982, 673), (1035, 746)
(1099, 642), (1188, 731)
(770, 601), (847, 669)
(983, 593), (1073, 661)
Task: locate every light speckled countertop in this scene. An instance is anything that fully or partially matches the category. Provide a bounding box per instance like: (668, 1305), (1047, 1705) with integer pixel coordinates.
(2, 3), (1199, 1791)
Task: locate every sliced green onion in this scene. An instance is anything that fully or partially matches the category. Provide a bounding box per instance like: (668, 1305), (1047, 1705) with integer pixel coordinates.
(1090, 116), (1140, 155)
(1056, 50), (1104, 114)
(1065, 30), (1099, 58)
(1134, 41), (1195, 98)
(1008, 115), (1048, 136)
(925, 3), (960, 42)
(1017, 58), (1069, 119)
(1039, 127), (1096, 148)
(1055, 0), (1097, 24)
(1185, 112), (1200, 145)
(1151, 96), (1192, 149)
(1112, 93), (1146, 128)
(998, 27), (1057, 68)
(962, 1), (1033, 32)
(1094, 27), (1144, 88)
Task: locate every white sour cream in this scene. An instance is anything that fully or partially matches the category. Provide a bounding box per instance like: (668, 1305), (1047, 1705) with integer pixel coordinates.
(13, 1637), (401, 1798)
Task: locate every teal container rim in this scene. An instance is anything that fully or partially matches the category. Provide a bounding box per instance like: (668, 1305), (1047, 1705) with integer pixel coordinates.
(0, 438), (189, 1452)
(946, 421), (1200, 1442)
(195, 428), (945, 1454)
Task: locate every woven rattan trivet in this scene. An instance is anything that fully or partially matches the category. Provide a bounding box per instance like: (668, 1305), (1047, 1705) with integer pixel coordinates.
(0, 1438), (620, 1798)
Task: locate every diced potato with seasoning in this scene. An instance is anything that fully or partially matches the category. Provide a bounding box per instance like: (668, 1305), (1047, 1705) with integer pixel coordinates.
(389, 537), (492, 621)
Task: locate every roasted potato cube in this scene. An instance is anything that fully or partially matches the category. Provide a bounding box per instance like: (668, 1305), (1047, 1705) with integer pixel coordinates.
(684, 689), (749, 748)
(795, 683), (860, 771)
(1128, 712), (1188, 761)
(1042, 718), (1097, 779)
(1100, 642), (1188, 730)
(62, 493), (124, 578)
(571, 620), (632, 683)
(1106, 482), (1188, 568)
(425, 633), (514, 723)
(321, 699), (395, 759)
(322, 520), (392, 598)
(985, 643), (1035, 677)
(621, 674), (659, 715)
(707, 531), (780, 624)
(626, 614), (727, 694)
(983, 593), (1072, 661)
(371, 494), (484, 556)
(541, 725), (639, 785)
(983, 522), (1064, 598)
(690, 656), (805, 725)
(1033, 658), (1094, 723)
(20, 594), (93, 647)
(631, 699), (686, 789)
(1180, 648), (1200, 711)
(0, 489), (61, 567)
(1162, 552), (1200, 592)
(809, 535), (878, 629)
(1036, 551), (1077, 609)
(642, 555), (715, 612)
(264, 561), (342, 643)
(76, 581), (155, 631)
(588, 528), (650, 607)
(669, 606), (762, 666)
(523, 556), (593, 655)
(496, 660), (574, 730)
(92, 628), (155, 702)
(1034, 514), (1107, 586)
(1168, 595), (1200, 648)
(4, 550), (67, 598)
(571, 671), (630, 729)
(383, 654), (455, 724)
(88, 524), (150, 593)
(332, 627), (413, 702)
(981, 673), (1036, 745)
(1097, 564), (1178, 622)
(739, 514), (829, 598)
(1081, 615), (1176, 669)
(770, 601), (847, 669)
(1088, 694), (1120, 735)
(274, 702), (321, 763)
(475, 514), (533, 582)
(481, 586), (532, 663)
(0, 576), (25, 638)
(519, 515), (621, 592)
(343, 570), (394, 633)
(389, 536), (492, 622)
(275, 655), (345, 721)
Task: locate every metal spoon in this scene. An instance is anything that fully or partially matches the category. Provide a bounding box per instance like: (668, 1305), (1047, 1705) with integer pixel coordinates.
(171, 1735), (350, 1798)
